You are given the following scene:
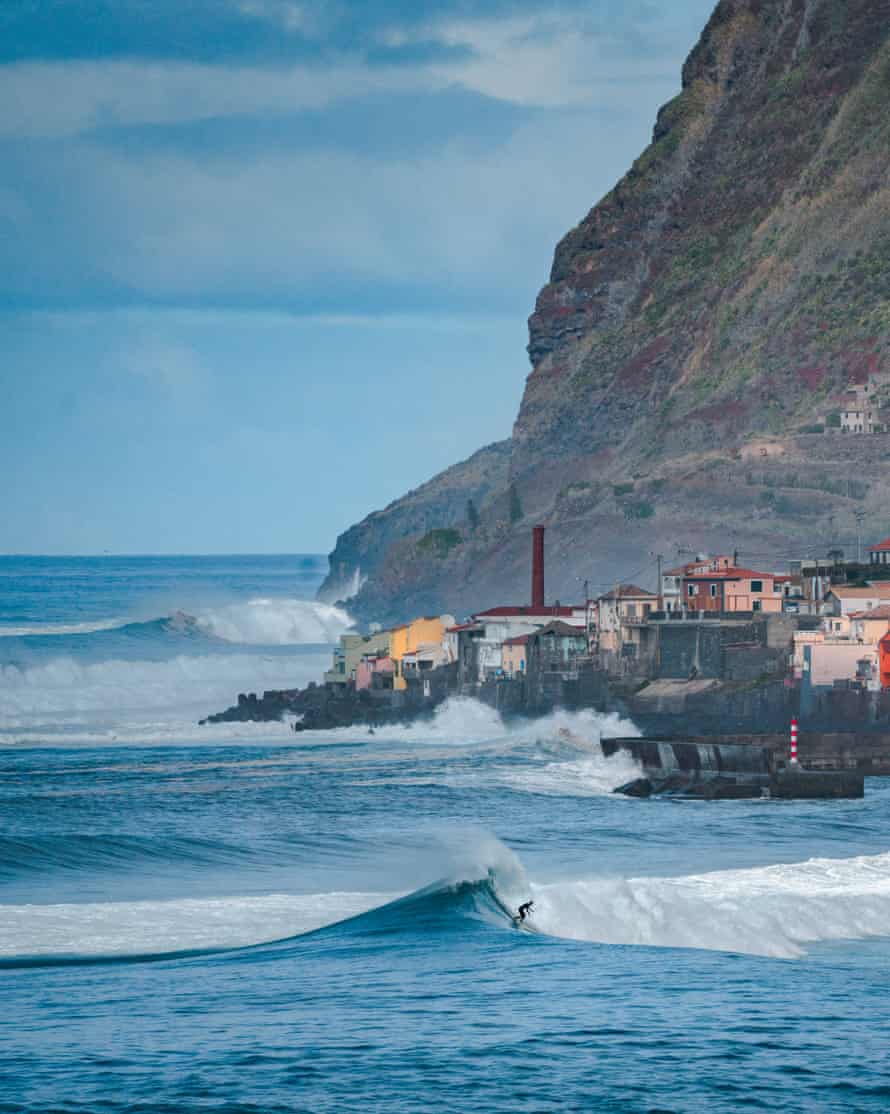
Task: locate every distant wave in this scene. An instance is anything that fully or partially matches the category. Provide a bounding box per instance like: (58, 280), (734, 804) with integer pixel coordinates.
(0, 832), (257, 879)
(0, 618), (129, 637)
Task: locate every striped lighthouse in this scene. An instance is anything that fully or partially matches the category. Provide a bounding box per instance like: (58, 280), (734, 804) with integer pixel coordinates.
(790, 718), (799, 765)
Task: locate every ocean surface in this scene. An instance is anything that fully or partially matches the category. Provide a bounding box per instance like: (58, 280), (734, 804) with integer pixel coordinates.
(2, 556), (890, 1113)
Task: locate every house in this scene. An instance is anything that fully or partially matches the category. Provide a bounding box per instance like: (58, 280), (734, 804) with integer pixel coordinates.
(526, 621), (588, 675)
(461, 604), (587, 684)
(502, 634), (529, 677)
(325, 629), (390, 687)
(880, 632), (890, 690)
(840, 378), (885, 434)
(681, 567), (783, 614)
(850, 605), (890, 644)
(824, 584), (890, 617)
(869, 538), (890, 567)
(355, 654), (395, 691)
(390, 615), (455, 691)
(661, 555), (733, 612)
(594, 585), (658, 652)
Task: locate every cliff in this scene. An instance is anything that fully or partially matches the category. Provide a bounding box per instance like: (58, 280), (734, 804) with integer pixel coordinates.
(321, 0), (890, 626)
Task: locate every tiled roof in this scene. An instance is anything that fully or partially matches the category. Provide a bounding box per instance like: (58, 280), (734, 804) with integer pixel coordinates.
(849, 605), (890, 619)
(869, 537), (890, 552)
(684, 567), (773, 581)
(503, 634), (530, 646)
(828, 585), (890, 598)
(474, 605), (582, 617)
(598, 584), (656, 600)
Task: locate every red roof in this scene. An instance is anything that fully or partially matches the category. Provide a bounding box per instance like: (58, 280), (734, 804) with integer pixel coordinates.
(503, 634), (530, 646)
(474, 605), (581, 617)
(684, 567), (773, 581)
(447, 622), (481, 632)
(849, 605), (890, 620)
(870, 538), (890, 552)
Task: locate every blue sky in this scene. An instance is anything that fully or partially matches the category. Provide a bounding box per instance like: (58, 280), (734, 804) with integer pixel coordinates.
(1, 0), (716, 554)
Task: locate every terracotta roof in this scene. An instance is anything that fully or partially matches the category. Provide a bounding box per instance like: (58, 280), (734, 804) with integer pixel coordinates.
(684, 567), (773, 581)
(598, 584), (656, 600)
(869, 538), (890, 552)
(447, 622), (481, 632)
(849, 606), (890, 619)
(829, 585), (890, 598)
(503, 634), (530, 646)
(474, 605), (582, 617)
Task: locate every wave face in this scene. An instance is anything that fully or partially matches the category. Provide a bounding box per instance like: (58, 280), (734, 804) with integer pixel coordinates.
(192, 598), (352, 645)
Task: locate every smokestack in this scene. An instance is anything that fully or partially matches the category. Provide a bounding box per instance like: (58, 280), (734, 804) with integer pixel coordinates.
(531, 525), (545, 608)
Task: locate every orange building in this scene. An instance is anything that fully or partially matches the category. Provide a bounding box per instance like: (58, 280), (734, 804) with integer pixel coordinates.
(682, 567), (783, 613)
(880, 632), (890, 690)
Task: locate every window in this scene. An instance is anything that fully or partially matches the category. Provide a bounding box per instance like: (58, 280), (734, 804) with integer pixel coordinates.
(753, 600), (762, 612)
(709, 584), (718, 599)
(750, 580), (763, 593)
(687, 584), (697, 597)
(626, 604), (637, 618)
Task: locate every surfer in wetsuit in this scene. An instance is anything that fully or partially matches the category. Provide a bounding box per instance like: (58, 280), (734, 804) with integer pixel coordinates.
(517, 900), (534, 922)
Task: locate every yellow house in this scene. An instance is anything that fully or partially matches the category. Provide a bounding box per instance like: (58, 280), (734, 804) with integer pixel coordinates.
(390, 614), (454, 690)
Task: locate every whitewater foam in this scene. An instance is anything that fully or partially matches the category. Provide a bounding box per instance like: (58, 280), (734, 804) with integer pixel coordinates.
(0, 890), (398, 959)
(527, 851), (890, 958)
(0, 618), (129, 638)
(0, 650), (329, 741)
(194, 598), (353, 645)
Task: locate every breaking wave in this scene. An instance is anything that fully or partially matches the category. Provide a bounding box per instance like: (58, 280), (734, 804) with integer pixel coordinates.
(192, 598), (353, 645)
(10, 838), (890, 966)
(0, 889), (396, 961)
(0, 650), (328, 736)
(528, 850), (890, 958)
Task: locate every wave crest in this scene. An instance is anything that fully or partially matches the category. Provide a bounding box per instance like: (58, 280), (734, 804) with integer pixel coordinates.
(194, 598), (353, 645)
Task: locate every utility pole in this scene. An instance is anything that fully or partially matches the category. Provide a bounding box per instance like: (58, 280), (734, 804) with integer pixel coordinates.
(656, 553), (663, 610)
(855, 508), (866, 565)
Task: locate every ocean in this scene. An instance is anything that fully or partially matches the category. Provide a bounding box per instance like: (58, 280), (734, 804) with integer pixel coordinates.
(2, 555), (890, 1113)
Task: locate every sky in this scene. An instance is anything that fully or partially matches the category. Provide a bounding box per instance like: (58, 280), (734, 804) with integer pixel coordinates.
(1, 0), (717, 555)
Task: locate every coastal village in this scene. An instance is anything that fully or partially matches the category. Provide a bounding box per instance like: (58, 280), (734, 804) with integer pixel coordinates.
(207, 524), (890, 752)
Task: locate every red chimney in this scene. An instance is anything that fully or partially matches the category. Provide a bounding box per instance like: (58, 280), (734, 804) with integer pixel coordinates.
(531, 525), (545, 608)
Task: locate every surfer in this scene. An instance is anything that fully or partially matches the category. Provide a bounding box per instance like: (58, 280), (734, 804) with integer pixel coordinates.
(517, 900), (534, 923)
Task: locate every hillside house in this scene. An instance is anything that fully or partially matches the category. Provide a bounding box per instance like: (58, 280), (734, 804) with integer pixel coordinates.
(661, 555), (733, 611)
(595, 585), (658, 652)
(825, 584), (890, 617)
(681, 567), (783, 613)
(869, 538), (890, 566)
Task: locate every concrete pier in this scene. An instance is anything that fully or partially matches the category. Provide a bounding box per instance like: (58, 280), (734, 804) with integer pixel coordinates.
(606, 736), (865, 799)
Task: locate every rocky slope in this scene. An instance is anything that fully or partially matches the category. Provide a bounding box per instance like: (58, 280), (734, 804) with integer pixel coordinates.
(321, 0), (890, 626)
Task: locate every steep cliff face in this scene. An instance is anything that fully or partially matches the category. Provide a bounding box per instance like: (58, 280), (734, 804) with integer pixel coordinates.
(324, 0), (890, 626)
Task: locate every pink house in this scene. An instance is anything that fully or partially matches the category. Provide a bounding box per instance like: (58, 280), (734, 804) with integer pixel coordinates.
(355, 654), (395, 691)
